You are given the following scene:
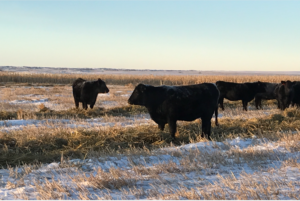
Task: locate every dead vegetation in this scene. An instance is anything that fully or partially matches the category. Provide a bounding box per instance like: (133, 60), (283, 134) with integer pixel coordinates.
(0, 105), (147, 120)
(1, 108), (300, 167)
(1, 72), (300, 86)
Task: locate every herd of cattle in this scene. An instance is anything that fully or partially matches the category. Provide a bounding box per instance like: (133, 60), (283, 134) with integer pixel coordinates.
(72, 78), (300, 140)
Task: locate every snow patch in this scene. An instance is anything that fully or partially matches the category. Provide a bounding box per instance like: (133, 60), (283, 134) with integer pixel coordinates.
(10, 98), (49, 104)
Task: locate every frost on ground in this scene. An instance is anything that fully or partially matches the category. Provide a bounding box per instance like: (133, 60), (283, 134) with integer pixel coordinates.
(0, 134), (300, 199)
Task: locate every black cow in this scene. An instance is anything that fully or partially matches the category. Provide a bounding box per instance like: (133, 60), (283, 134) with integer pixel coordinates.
(128, 83), (219, 140)
(254, 83), (279, 109)
(274, 83), (283, 109)
(291, 83), (300, 108)
(72, 78), (109, 110)
(216, 81), (266, 111)
(276, 80), (296, 110)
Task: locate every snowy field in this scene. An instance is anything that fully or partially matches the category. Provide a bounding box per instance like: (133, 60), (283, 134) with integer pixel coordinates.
(0, 114), (153, 133)
(1, 134), (300, 199)
(0, 84), (300, 199)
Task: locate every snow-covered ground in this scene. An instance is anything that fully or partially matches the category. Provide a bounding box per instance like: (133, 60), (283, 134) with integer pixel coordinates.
(0, 135), (299, 199)
(0, 114), (153, 132)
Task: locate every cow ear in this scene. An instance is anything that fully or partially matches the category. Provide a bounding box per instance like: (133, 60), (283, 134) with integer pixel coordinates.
(140, 84), (147, 93)
(97, 79), (103, 85)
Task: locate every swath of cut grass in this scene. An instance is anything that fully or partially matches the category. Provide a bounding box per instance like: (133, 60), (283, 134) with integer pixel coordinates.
(1, 108), (300, 167)
(0, 105), (147, 120)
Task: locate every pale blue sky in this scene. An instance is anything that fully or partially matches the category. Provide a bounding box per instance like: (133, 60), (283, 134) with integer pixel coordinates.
(0, 1), (299, 71)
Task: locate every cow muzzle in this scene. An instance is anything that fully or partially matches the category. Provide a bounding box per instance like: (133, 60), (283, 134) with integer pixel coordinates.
(128, 99), (133, 105)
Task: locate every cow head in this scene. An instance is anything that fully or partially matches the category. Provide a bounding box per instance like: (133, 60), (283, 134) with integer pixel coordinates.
(286, 80), (295, 88)
(96, 78), (109, 93)
(128, 84), (148, 106)
(278, 80), (296, 110)
(281, 81), (286, 85)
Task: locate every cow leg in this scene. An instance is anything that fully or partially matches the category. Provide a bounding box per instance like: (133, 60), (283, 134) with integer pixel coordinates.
(158, 123), (165, 131)
(279, 97), (286, 110)
(167, 118), (177, 139)
(90, 101), (96, 109)
(259, 100), (263, 109)
(280, 102), (284, 110)
(255, 96), (261, 109)
(280, 101), (285, 110)
(277, 100), (281, 109)
(90, 98), (97, 109)
(215, 105), (219, 126)
(75, 100), (79, 109)
(219, 97), (225, 110)
(201, 117), (211, 140)
(82, 102), (88, 110)
(242, 100), (248, 111)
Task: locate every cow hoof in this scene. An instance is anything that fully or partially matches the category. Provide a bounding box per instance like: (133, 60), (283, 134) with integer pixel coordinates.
(158, 124), (165, 131)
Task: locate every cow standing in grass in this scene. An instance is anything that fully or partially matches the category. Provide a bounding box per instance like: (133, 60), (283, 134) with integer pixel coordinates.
(72, 78), (109, 110)
(216, 81), (266, 111)
(277, 80), (300, 110)
(128, 83), (219, 140)
(291, 82), (300, 108)
(254, 82), (279, 109)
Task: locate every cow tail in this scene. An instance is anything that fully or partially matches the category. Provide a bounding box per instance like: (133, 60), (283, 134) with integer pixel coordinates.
(215, 83), (220, 126)
(215, 105), (219, 126)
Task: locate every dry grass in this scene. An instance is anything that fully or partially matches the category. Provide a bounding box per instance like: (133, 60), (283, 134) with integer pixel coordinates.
(1, 108), (300, 167)
(0, 105), (147, 120)
(1, 72), (300, 86)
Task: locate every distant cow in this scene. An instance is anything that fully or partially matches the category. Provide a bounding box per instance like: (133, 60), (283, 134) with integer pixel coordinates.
(254, 83), (279, 109)
(291, 83), (300, 108)
(128, 83), (219, 140)
(216, 81), (266, 111)
(72, 78), (109, 110)
(277, 80), (300, 110)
